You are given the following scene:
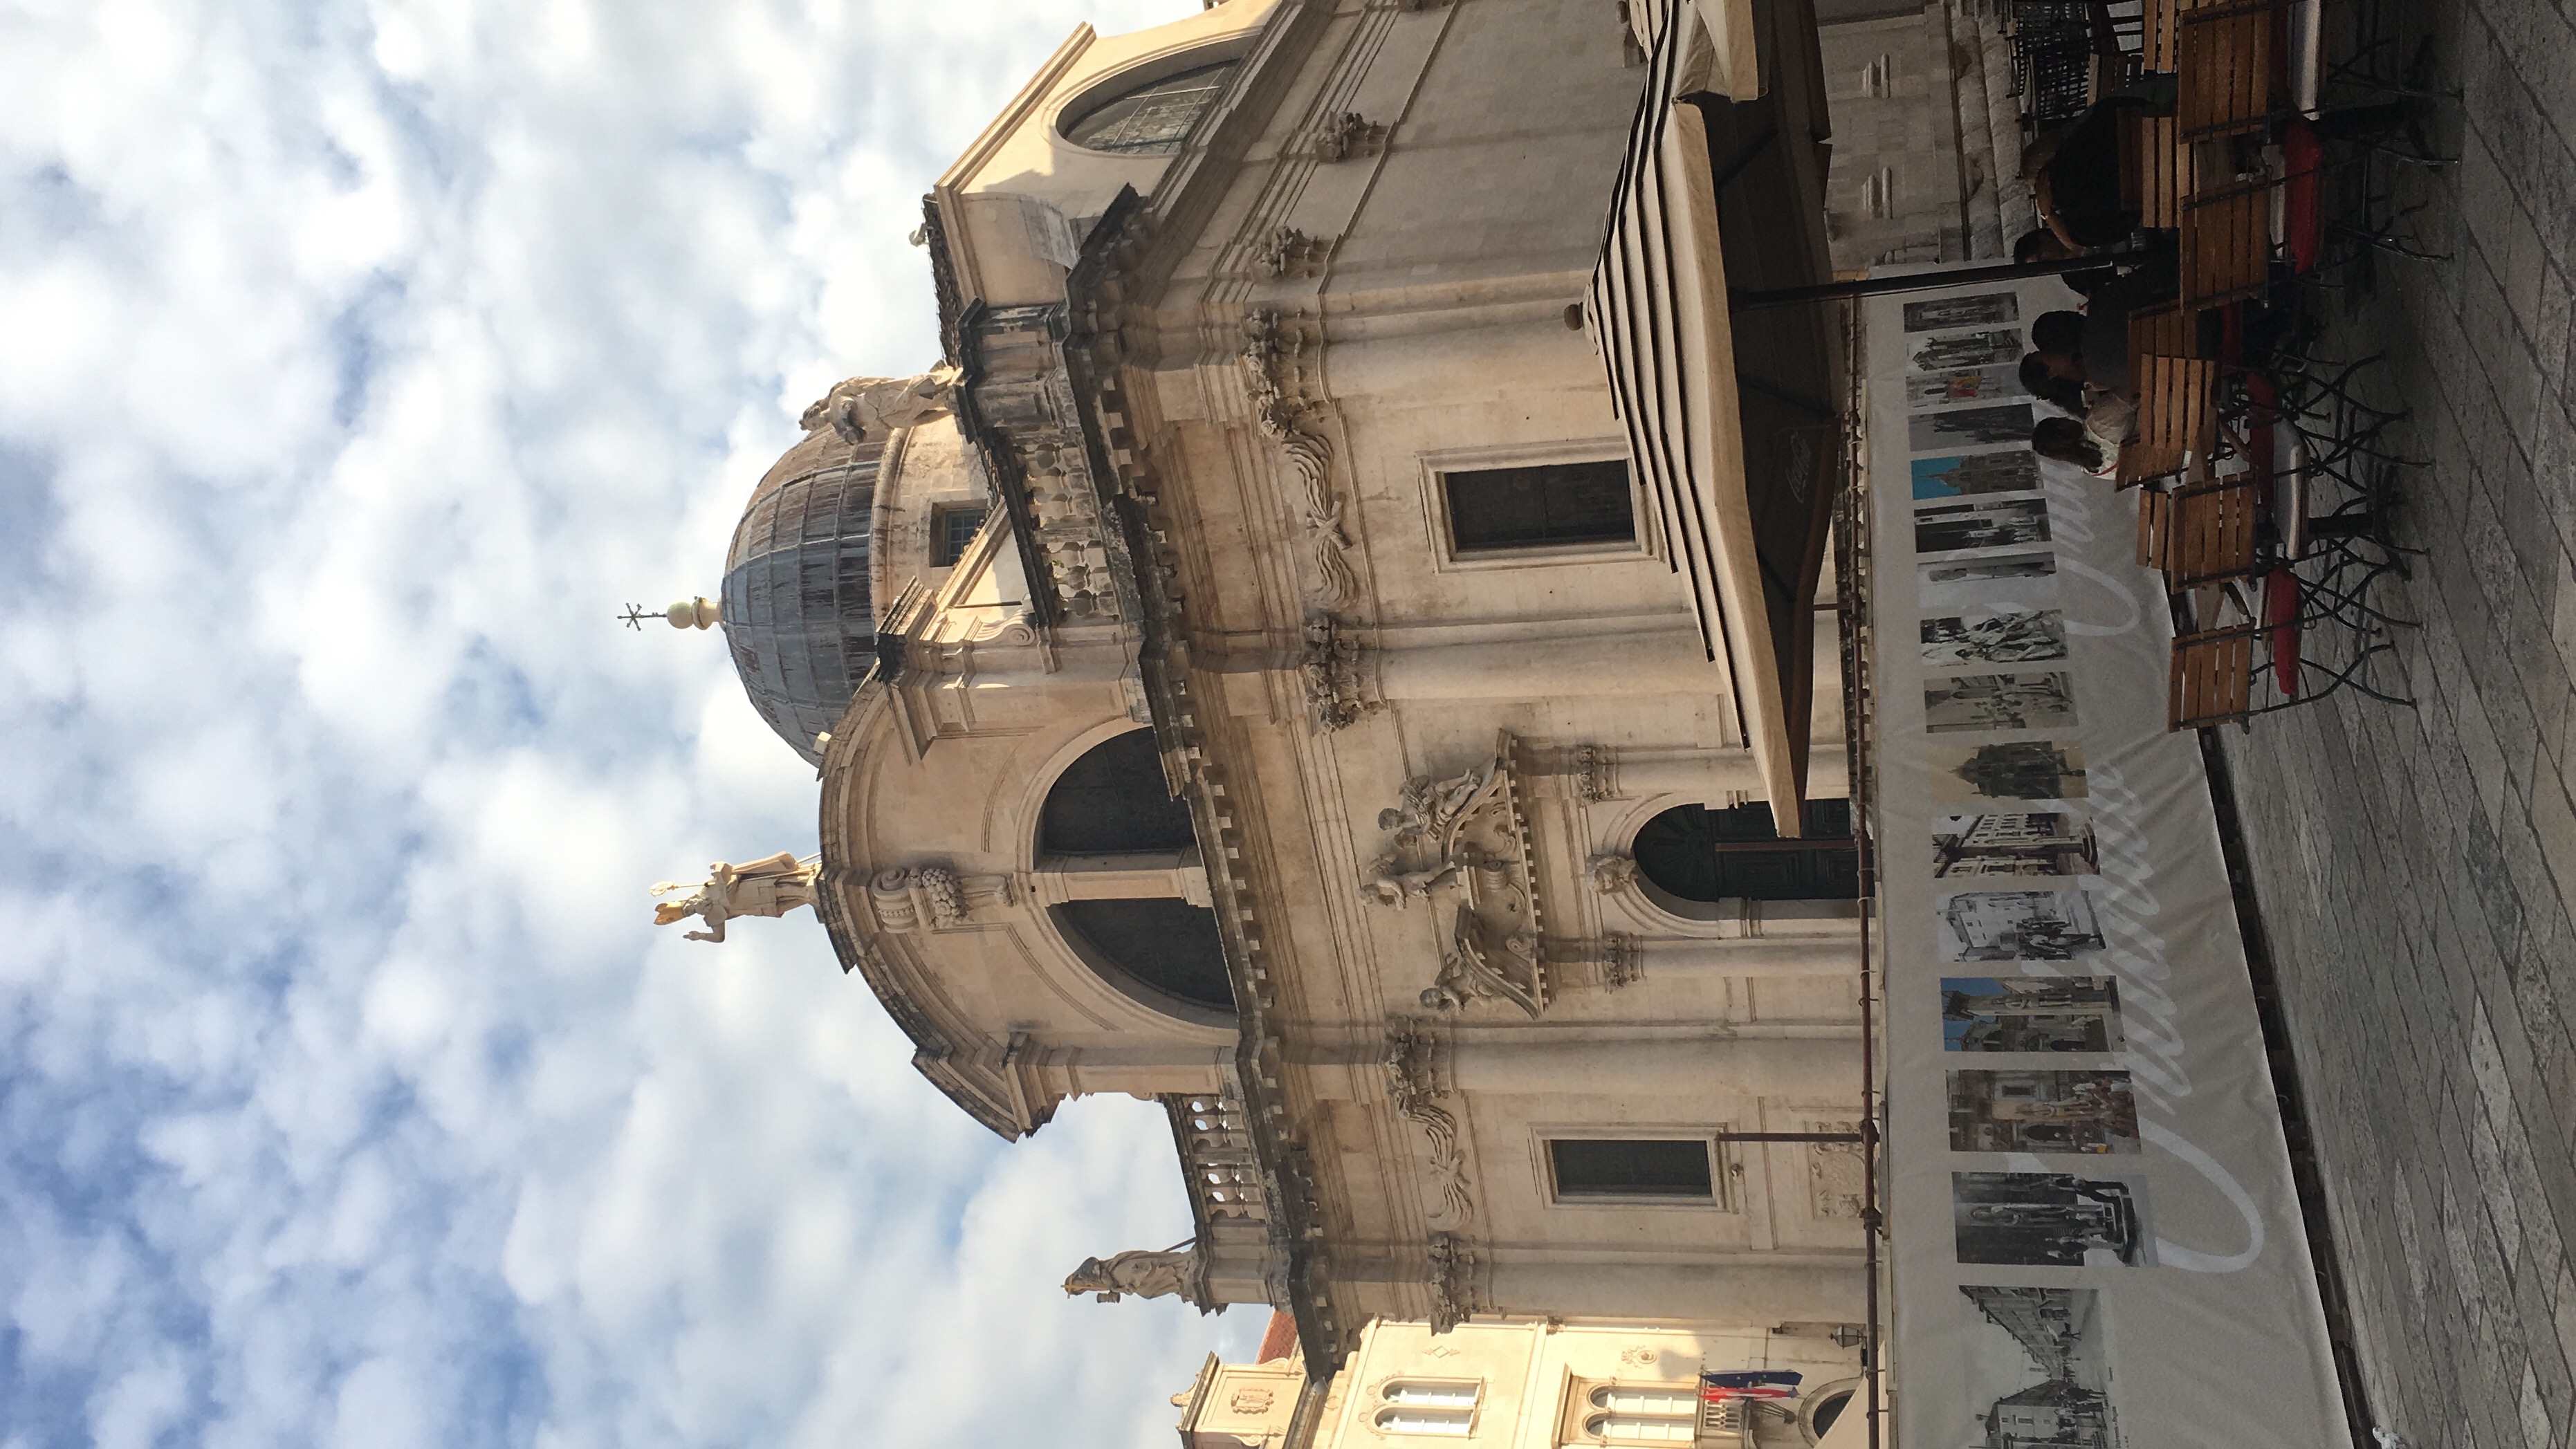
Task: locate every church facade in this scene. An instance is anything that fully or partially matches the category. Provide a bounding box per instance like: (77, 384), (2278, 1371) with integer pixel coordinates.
(668, 0), (1877, 1434)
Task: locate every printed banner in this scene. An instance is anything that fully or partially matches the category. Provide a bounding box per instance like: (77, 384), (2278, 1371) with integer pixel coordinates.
(1866, 279), (2346, 1448)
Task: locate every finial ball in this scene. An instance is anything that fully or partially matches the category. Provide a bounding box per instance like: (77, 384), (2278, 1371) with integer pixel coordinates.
(667, 596), (721, 629)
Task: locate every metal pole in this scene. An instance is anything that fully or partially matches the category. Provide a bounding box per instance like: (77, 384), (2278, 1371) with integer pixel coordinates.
(1730, 252), (2147, 313)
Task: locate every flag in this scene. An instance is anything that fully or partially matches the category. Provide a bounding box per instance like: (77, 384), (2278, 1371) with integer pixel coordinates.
(1701, 1369), (1802, 1402)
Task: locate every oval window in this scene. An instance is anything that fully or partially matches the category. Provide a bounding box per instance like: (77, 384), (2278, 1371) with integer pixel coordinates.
(1062, 59), (1240, 155)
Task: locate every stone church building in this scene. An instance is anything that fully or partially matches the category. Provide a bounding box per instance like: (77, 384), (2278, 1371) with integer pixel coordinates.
(658, 0), (1940, 1439)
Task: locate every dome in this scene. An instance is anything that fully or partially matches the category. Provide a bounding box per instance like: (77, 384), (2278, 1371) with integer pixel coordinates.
(721, 427), (887, 766)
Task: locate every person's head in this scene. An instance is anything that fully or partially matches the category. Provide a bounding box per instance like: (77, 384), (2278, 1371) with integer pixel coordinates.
(2032, 417), (2112, 472)
(2019, 354), (2086, 414)
(2030, 311), (2087, 356)
(2014, 228), (2077, 264)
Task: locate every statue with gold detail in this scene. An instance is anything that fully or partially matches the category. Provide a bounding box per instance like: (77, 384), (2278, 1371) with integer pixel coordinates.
(652, 851), (820, 943)
(798, 364), (964, 446)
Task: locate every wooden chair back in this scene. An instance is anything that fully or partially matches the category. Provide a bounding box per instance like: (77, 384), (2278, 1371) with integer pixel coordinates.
(2126, 353), (2214, 484)
(2170, 622), (2260, 729)
(2137, 487), (2174, 566)
(2118, 111), (2182, 229)
(2180, 182), (2271, 308)
(2176, 6), (2274, 138)
(2166, 474), (2263, 590)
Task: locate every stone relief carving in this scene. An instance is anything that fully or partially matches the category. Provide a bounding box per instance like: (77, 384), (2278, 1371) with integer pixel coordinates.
(1807, 1122), (1868, 1221)
(650, 852), (818, 943)
(1255, 225), (1332, 279)
(1384, 1028), (1473, 1226)
(1361, 737), (1552, 1014)
(1312, 111), (1390, 162)
(1231, 1388), (1275, 1414)
(1425, 1230), (1483, 1334)
(1422, 907), (1543, 1019)
(869, 865), (1014, 931)
(1571, 742), (1619, 802)
(798, 365), (962, 445)
(1063, 1241), (1206, 1307)
(1551, 933), (1641, 993)
(1242, 310), (1361, 610)
(1300, 613), (1373, 733)
(1586, 851), (1639, 894)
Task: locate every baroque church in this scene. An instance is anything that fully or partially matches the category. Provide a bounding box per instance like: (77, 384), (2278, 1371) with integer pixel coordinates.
(656, 0), (1906, 1441)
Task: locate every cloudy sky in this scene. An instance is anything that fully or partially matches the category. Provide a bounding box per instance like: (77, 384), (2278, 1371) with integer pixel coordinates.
(0, 0), (1267, 1443)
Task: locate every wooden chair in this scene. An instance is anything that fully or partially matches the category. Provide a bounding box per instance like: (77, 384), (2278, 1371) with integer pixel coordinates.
(2180, 180), (2271, 308)
(2141, 0), (2187, 72)
(2137, 487), (2174, 566)
(2122, 352), (2215, 486)
(2170, 621), (2259, 728)
(2117, 110), (2182, 229)
(2175, 3), (2273, 138)
(2164, 473), (2263, 590)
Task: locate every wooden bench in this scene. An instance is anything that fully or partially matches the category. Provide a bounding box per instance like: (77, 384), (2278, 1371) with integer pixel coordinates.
(2175, 3), (2273, 138)
(2118, 110), (2183, 229)
(2170, 621), (2261, 729)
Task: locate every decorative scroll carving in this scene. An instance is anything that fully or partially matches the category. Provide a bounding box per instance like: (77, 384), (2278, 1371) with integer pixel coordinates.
(1426, 1230), (1483, 1334)
(1384, 1028), (1473, 1224)
(1300, 612), (1372, 733)
(869, 866), (1013, 931)
(1807, 1122), (1868, 1221)
(1255, 225), (1332, 279)
(1586, 851), (1639, 894)
(1571, 742), (1619, 802)
(1312, 111), (1389, 162)
(1242, 311), (1359, 607)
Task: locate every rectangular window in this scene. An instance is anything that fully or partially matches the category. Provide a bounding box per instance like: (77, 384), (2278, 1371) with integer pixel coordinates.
(1443, 459), (1636, 553)
(1548, 1138), (1715, 1201)
(932, 505), (989, 567)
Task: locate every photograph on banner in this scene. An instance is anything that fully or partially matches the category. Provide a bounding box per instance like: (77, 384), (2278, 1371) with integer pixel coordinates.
(1912, 450), (2040, 499)
(1958, 1286), (2128, 1447)
(1928, 739), (2090, 802)
(1904, 292), (2019, 331)
(1953, 1170), (2151, 1266)
(1933, 811), (2098, 877)
(1908, 329), (2023, 371)
(1907, 365), (2030, 409)
(1910, 404), (2036, 453)
(1922, 608), (2068, 667)
(1942, 975), (2125, 1051)
(1923, 671), (2079, 733)
(1919, 551), (2057, 609)
(1947, 1068), (2141, 1154)
(1915, 497), (2052, 553)
(1935, 888), (2106, 960)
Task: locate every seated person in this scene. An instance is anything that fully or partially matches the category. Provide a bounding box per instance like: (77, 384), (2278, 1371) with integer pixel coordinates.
(2013, 228), (2118, 298)
(2019, 352), (2087, 415)
(2032, 416), (2115, 474)
(2025, 93), (2166, 250)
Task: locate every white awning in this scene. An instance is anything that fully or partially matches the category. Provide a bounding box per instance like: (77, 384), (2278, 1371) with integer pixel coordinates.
(1585, 0), (1814, 834)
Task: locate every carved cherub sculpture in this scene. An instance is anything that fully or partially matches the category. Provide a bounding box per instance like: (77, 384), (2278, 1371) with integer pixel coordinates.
(798, 364), (965, 446)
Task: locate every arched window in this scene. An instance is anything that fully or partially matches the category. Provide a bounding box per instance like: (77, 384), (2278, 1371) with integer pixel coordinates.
(1383, 1381), (1480, 1408)
(1583, 1387), (1698, 1443)
(1062, 60), (1240, 155)
(1375, 1408), (1473, 1436)
(1630, 799), (1859, 902)
(1807, 1387), (1855, 1439)
(1037, 729), (1233, 1019)
(1039, 728), (1197, 855)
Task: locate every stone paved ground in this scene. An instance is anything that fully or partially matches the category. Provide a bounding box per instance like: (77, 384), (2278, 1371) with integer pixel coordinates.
(2210, 0), (2576, 1444)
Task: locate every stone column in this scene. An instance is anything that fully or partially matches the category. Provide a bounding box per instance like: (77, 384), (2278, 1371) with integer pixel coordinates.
(1634, 936), (1863, 977)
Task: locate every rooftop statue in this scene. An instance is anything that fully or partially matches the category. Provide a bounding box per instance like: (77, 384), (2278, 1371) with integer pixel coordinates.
(651, 851), (820, 943)
(798, 364), (965, 446)
(1062, 1242), (1203, 1305)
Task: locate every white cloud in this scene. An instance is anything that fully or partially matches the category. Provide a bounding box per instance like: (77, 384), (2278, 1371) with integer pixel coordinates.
(0, 0), (1267, 1443)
